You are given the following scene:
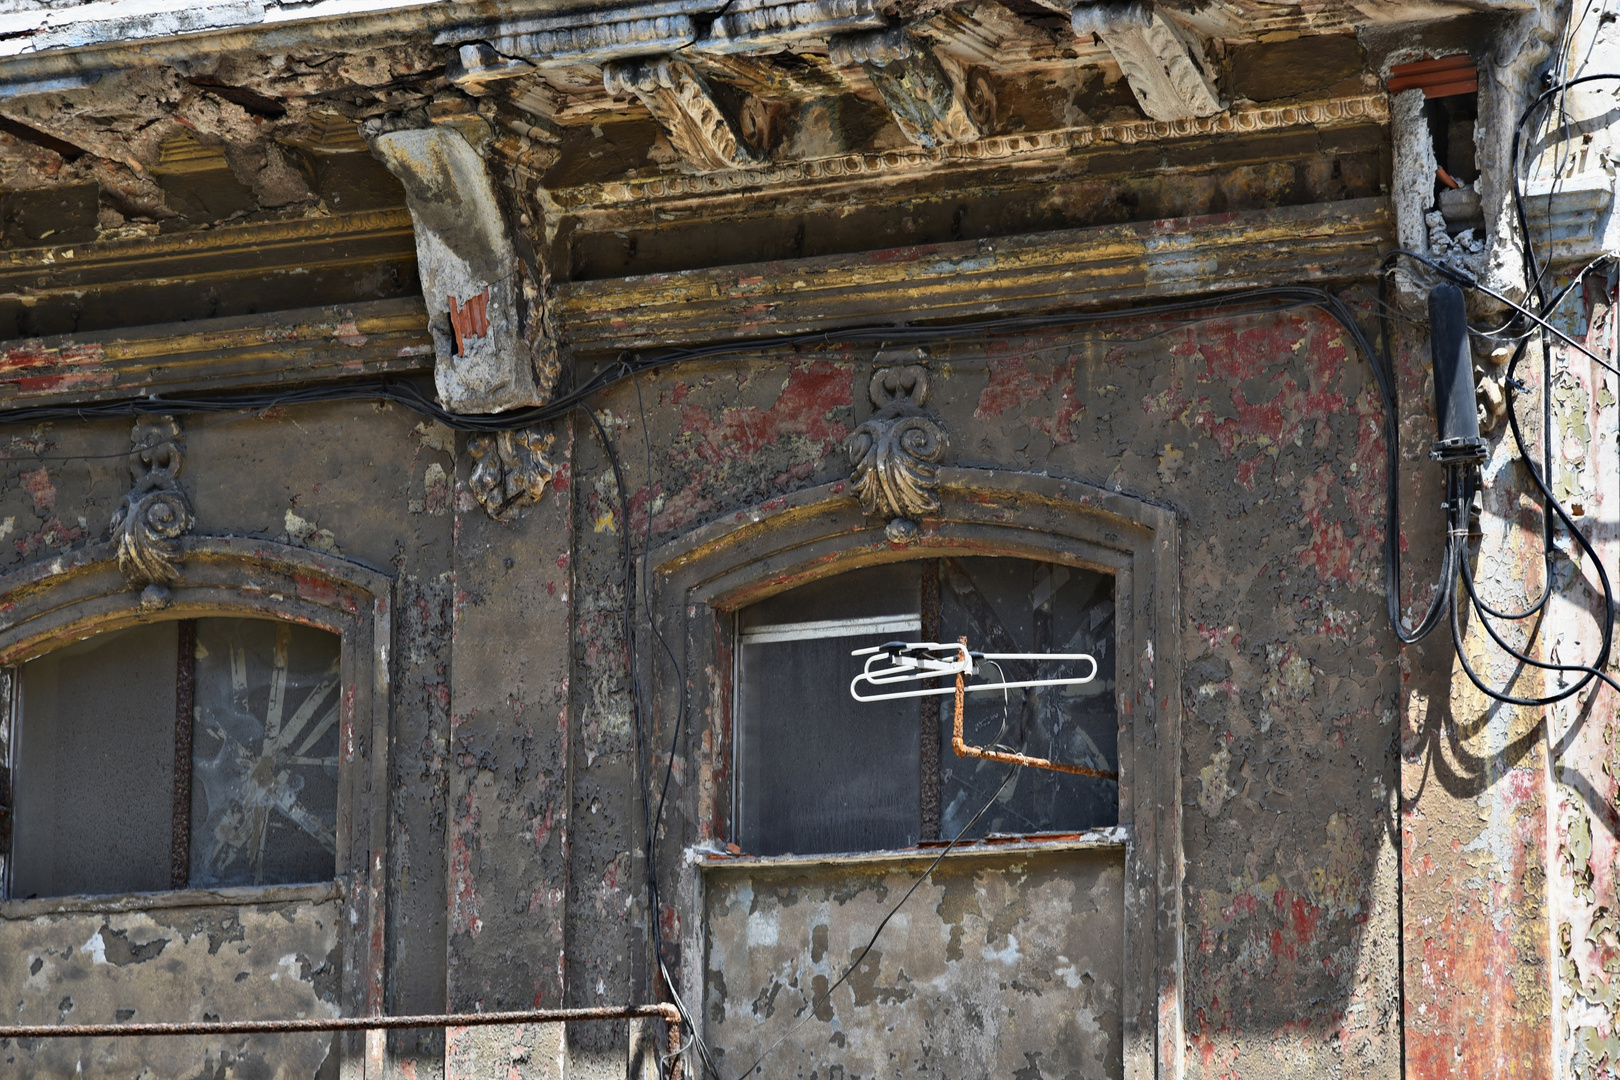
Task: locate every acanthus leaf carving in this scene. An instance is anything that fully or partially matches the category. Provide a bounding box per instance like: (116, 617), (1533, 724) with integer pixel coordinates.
(110, 416), (194, 609)
(830, 28), (990, 148)
(1072, 1), (1223, 122)
(469, 428), (558, 519)
(603, 56), (760, 172)
(845, 352), (948, 540)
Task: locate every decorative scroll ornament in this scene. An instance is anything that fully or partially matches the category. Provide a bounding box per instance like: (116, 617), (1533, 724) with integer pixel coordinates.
(469, 428), (558, 519)
(110, 416), (194, 608)
(845, 352), (948, 542)
(830, 28), (990, 149)
(603, 56), (759, 172)
(1071, 1), (1223, 122)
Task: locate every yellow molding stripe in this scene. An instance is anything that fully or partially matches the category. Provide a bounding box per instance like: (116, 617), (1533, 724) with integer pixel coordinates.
(0, 298), (431, 406)
(556, 197), (1393, 350)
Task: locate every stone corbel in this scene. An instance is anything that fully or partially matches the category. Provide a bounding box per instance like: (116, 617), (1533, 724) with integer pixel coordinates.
(1071, 2), (1222, 122)
(366, 123), (556, 412)
(110, 416), (194, 609)
(830, 28), (991, 149)
(846, 349), (949, 542)
(602, 57), (759, 172)
(469, 428), (558, 519)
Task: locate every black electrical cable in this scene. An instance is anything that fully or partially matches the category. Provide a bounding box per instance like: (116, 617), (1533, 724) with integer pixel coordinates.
(1377, 253), (1619, 704)
(585, 405), (672, 1080)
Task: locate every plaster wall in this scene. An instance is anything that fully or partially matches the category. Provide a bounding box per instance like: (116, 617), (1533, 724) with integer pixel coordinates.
(0, 294), (1416, 1078)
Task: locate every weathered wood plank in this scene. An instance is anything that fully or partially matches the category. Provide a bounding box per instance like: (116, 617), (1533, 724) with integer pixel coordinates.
(554, 198), (1392, 351)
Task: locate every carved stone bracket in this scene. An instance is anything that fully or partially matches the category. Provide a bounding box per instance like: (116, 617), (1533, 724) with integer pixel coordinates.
(110, 416), (194, 609)
(830, 28), (990, 149)
(603, 56), (759, 172)
(846, 350), (949, 542)
(1071, 2), (1222, 122)
(469, 428), (558, 519)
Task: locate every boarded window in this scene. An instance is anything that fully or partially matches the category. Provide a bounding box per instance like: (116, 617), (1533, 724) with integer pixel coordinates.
(733, 557), (1116, 857)
(6, 618), (341, 899)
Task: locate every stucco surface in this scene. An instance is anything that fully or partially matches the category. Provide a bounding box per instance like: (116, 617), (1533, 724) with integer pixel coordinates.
(703, 848), (1126, 1079)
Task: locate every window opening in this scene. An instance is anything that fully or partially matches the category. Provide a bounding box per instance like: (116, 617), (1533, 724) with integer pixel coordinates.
(4, 617), (341, 900)
(732, 557), (1117, 857)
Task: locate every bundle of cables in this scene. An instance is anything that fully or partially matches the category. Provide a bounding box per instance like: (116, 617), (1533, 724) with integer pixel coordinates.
(1370, 59), (1620, 708)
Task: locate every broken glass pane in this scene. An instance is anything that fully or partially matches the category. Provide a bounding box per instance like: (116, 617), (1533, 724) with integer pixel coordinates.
(938, 557), (1118, 840)
(190, 618), (341, 888)
(11, 623), (178, 899)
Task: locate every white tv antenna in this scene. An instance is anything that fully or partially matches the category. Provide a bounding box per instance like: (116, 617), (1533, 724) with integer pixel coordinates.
(849, 637), (1114, 780)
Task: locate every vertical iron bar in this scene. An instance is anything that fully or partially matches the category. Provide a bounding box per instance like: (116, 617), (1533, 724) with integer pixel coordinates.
(919, 561), (941, 841)
(171, 619), (196, 890)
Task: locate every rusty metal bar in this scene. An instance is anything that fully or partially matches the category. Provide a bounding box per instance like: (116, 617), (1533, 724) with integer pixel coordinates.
(667, 1018), (684, 1080)
(0, 1004), (680, 1040)
(951, 638), (1118, 782)
(171, 618), (196, 891)
(918, 562), (941, 841)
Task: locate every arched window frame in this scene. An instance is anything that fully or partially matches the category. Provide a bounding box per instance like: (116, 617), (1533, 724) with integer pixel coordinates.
(0, 534), (393, 1035)
(650, 465), (1185, 1080)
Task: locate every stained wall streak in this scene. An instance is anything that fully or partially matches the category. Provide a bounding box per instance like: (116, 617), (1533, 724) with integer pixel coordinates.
(448, 418), (574, 1041)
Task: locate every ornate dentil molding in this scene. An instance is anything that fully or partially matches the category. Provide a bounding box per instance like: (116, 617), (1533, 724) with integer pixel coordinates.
(830, 28), (990, 149)
(846, 351), (948, 542)
(603, 56), (760, 172)
(485, 15), (701, 67)
(696, 0), (887, 54)
(110, 416), (195, 608)
(1072, 1), (1223, 122)
(469, 428), (558, 519)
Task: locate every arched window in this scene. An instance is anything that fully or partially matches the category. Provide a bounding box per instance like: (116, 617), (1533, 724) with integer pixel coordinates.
(6, 616), (342, 899)
(651, 466), (1185, 1077)
(734, 556), (1117, 857)
(0, 535), (391, 1032)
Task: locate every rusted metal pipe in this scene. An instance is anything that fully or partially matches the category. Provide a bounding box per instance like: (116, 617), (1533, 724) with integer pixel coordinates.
(951, 637), (1118, 781)
(0, 1003), (680, 1040)
(667, 1017), (684, 1080)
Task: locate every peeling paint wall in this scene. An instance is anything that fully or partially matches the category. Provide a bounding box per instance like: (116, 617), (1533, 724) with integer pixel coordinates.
(704, 848), (1124, 1078)
(0, 898), (341, 1078)
(1, 1), (1613, 1077)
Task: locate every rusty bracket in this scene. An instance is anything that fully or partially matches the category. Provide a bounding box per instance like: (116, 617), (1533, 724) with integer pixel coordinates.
(950, 636), (1118, 781)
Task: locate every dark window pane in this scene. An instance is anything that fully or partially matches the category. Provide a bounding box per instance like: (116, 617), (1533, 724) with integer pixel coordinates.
(737, 563), (921, 856)
(938, 558), (1118, 839)
(12, 624), (178, 898)
(190, 618), (341, 888)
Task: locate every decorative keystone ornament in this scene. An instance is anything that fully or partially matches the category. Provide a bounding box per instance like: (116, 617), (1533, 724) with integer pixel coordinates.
(469, 428), (558, 519)
(111, 416), (194, 609)
(846, 351), (948, 542)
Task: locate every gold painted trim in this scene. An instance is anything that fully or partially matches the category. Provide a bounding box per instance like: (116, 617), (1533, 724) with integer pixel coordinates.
(0, 298), (431, 406)
(557, 197), (1393, 350)
(0, 208), (415, 278)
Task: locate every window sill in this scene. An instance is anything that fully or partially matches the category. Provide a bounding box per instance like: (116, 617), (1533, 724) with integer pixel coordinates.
(692, 826), (1127, 872)
(0, 879), (344, 920)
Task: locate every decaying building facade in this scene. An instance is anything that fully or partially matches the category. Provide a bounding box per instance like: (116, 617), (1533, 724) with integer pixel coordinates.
(0, 0), (1617, 1077)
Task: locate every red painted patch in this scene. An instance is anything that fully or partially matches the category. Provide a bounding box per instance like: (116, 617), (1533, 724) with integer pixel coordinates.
(974, 354), (1083, 445)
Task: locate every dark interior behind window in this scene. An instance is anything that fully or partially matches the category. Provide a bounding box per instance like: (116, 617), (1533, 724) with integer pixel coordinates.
(734, 557), (1117, 858)
(737, 563), (923, 857)
(6, 617), (341, 900)
(12, 626), (178, 899)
